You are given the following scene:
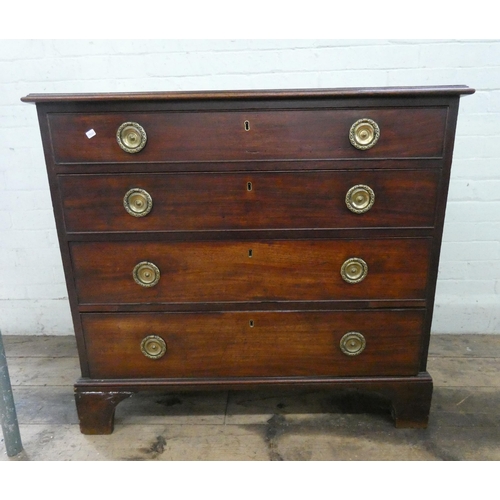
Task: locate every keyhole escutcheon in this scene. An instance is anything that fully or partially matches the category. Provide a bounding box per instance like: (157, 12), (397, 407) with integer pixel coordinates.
(244, 120), (250, 131)
(247, 181), (253, 191)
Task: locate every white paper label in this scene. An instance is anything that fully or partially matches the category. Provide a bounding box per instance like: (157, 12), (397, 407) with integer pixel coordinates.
(85, 129), (96, 139)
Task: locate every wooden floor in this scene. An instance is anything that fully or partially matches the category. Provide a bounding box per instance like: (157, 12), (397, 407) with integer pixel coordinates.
(1, 334), (499, 461)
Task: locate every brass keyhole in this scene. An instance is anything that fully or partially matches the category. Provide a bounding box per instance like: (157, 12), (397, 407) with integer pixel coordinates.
(247, 181), (253, 191)
(244, 120), (250, 131)
(248, 249), (253, 258)
(249, 320), (254, 327)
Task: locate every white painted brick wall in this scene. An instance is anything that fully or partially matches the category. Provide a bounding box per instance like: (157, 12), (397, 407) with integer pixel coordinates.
(1, 39), (499, 335)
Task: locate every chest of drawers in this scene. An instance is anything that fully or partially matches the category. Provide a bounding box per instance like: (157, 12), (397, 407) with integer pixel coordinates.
(22, 86), (474, 434)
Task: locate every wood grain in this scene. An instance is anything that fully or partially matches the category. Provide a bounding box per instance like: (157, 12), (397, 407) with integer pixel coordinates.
(59, 170), (440, 233)
(81, 309), (425, 378)
(70, 238), (432, 305)
(48, 108), (447, 163)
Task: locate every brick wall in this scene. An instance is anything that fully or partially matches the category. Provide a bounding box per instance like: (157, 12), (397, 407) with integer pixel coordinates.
(1, 39), (499, 334)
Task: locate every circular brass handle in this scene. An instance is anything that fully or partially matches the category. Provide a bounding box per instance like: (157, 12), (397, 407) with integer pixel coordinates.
(133, 261), (160, 287)
(341, 257), (368, 284)
(349, 118), (380, 150)
(340, 332), (366, 356)
(141, 335), (167, 359)
(117, 121), (147, 153)
(123, 188), (153, 217)
(345, 184), (375, 214)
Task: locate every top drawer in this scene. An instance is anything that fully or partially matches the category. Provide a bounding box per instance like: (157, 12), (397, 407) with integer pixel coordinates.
(47, 107), (448, 164)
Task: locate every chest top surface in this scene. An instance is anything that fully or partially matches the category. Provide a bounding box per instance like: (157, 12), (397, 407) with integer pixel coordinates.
(21, 85), (475, 102)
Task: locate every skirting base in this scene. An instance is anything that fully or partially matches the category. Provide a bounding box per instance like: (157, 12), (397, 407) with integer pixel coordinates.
(74, 373), (433, 435)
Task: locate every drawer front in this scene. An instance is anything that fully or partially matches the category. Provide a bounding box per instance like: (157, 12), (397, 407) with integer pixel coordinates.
(60, 170), (440, 233)
(70, 238), (431, 304)
(81, 310), (424, 378)
(48, 108), (447, 163)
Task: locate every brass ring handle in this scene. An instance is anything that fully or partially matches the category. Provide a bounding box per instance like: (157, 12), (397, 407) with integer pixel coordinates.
(117, 121), (147, 153)
(141, 335), (167, 359)
(345, 184), (375, 214)
(123, 188), (153, 217)
(340, 332), (366, 356)
(133, 261), (160, 287)
(349, 118), (380, 150)
(341, 257), (368, 284)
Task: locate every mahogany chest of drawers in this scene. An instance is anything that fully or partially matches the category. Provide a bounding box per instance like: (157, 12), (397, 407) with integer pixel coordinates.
(22, 86), (474, 434)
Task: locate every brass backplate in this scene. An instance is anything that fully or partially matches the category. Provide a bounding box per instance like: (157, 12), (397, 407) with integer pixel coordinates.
(349, 118), (380, 150)
(345, 184), (375, 214)
(141, 335), (167, 359)
(341, 257), (368, 284)
(117, 121), (147, 153)
(123, 188), (153, 217)
(340, 332), (366, 356)
(133, 261), (160, 287)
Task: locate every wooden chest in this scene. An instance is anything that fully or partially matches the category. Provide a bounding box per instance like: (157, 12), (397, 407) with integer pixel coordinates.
(22, 86), (474, 434)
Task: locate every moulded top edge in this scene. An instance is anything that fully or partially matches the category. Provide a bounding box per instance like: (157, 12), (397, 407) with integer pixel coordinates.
(21, 85), (475, 103)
